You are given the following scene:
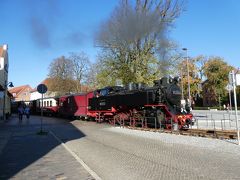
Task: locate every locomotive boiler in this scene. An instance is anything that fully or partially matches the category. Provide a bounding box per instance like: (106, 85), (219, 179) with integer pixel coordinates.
(88, 76), (193, 129)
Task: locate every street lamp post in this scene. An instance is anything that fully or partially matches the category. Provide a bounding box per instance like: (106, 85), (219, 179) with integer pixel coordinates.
(181, 67), (184, 100)
(2, 81), (14, 121)
(182, 48), (191, 104)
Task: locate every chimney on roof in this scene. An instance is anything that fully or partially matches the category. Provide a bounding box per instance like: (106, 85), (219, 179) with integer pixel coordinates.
(3, 44), (8, 50)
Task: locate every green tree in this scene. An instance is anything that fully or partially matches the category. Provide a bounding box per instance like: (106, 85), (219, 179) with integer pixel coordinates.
(178, 57), (201, 99)
(203, 57), (233, 106)
(95, 0), (185, 86)
(194, 55), (208, 81)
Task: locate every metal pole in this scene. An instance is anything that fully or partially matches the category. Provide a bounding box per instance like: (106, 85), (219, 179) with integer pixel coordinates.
(41, 93), (43, 133)
(229, 88), (232, 112)
(231, 70), (240, 145)
(181, 67), (184, 100)
(182, 48), (191, 104)
(186, 51), (191, 102)
(218, 94), (221, 110)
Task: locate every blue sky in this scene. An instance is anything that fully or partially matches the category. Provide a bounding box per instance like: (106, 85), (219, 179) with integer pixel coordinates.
(1, 0), (240, 88)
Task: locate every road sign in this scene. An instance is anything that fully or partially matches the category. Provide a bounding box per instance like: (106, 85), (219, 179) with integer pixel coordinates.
(229, 72), (233, 85)
(236, 74), (240, 86)
(225, 84), (233, 91)
(37, 84), (48, 94)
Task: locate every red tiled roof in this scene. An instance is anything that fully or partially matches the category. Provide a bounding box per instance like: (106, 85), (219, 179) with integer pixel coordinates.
(9, 85), (32, 96)
(0, 46), (7, 58)
(0, 47), (3, 57)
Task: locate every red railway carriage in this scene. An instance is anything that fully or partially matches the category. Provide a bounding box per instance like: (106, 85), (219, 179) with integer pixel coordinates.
(58, 92), (94, 118)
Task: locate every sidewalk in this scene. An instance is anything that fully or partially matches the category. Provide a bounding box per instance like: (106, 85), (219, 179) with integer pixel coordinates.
(0, 115), (94, 180)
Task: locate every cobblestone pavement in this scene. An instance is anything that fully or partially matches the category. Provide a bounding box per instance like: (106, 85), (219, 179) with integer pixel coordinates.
(56, 120), (240, 180)
(0, 115), (94, 180)
(2, 115), (240, 180)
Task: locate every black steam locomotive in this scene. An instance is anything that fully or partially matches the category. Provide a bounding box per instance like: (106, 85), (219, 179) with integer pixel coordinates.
(88, 76), (193, 129)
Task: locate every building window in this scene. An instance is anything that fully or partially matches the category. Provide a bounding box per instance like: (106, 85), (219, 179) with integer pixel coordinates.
(50, 101), (52, 107)
(47, 101), (49, 107)
(44, 101), (46, 107)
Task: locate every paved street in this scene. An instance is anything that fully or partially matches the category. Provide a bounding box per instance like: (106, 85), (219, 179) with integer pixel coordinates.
(0, 115), (94, 180)
(1, 114), (240, 180)
(63, 120), (240, 180)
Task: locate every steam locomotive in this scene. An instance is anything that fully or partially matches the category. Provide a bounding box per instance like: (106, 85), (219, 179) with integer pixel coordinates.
(24, 76), (193, 130)
(88, 76), (193, 129)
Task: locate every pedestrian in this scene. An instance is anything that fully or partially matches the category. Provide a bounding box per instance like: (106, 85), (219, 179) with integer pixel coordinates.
(24, 105), (30, 120)
(227, 104), (230, 112)
(223, 104), (226, 111)
(18, 105), (24, 122)
(192, 100), (195, 110)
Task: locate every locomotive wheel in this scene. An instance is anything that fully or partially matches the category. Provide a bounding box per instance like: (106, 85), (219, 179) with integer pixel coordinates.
(131, 112), (144, 127)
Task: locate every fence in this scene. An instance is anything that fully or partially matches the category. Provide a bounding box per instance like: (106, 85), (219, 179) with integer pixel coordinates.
(115, 110), (240, 132)
(192, 110), (240, 131)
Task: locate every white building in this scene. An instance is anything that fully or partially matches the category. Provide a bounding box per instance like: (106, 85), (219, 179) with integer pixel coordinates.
(0, 44), (11, 120)
(30, 89), (42, 101)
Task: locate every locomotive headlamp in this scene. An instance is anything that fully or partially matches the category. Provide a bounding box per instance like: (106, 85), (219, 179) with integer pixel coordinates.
(168, 76), (173, 83)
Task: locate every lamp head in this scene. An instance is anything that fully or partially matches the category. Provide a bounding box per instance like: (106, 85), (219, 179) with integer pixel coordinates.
(8, 82), (14, 88)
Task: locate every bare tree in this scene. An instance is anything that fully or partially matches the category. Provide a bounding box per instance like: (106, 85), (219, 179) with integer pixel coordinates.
(85, 62), (101, 89)
(48, 56), (73, 79)
(193, 55), (208, 81)
(95, 0), (185, 85)
(48, 56), (76, 95)
(69, 52), (90, 92)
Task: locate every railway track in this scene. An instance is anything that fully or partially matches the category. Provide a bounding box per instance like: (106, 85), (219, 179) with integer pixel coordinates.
(126, 126), (237, 140)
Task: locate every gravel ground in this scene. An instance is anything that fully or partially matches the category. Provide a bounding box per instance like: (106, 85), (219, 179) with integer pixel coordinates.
(106, 126), (240, 154)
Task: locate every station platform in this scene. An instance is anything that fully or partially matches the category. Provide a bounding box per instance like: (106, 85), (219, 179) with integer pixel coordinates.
(0, 114), (94, 180)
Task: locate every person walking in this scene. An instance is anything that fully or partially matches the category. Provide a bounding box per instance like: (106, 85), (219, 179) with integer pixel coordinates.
(18, 105), (24, 122)
(223, 104), (226, 111)
(24, 105), (30, 120)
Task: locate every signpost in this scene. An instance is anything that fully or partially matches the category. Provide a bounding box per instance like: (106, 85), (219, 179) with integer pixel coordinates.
(229, 70), (240, 145)
(37, 84), (48, 135)
(225, 84), (233, 112)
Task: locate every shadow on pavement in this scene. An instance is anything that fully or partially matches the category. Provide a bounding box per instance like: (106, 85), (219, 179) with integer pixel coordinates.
(0, 114), (86, 179)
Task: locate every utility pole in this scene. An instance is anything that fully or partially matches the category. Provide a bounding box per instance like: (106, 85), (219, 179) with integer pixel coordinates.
(229, 70), (239, 145)
(181, 67), (184, 100)
(182, 48), (191, 104)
